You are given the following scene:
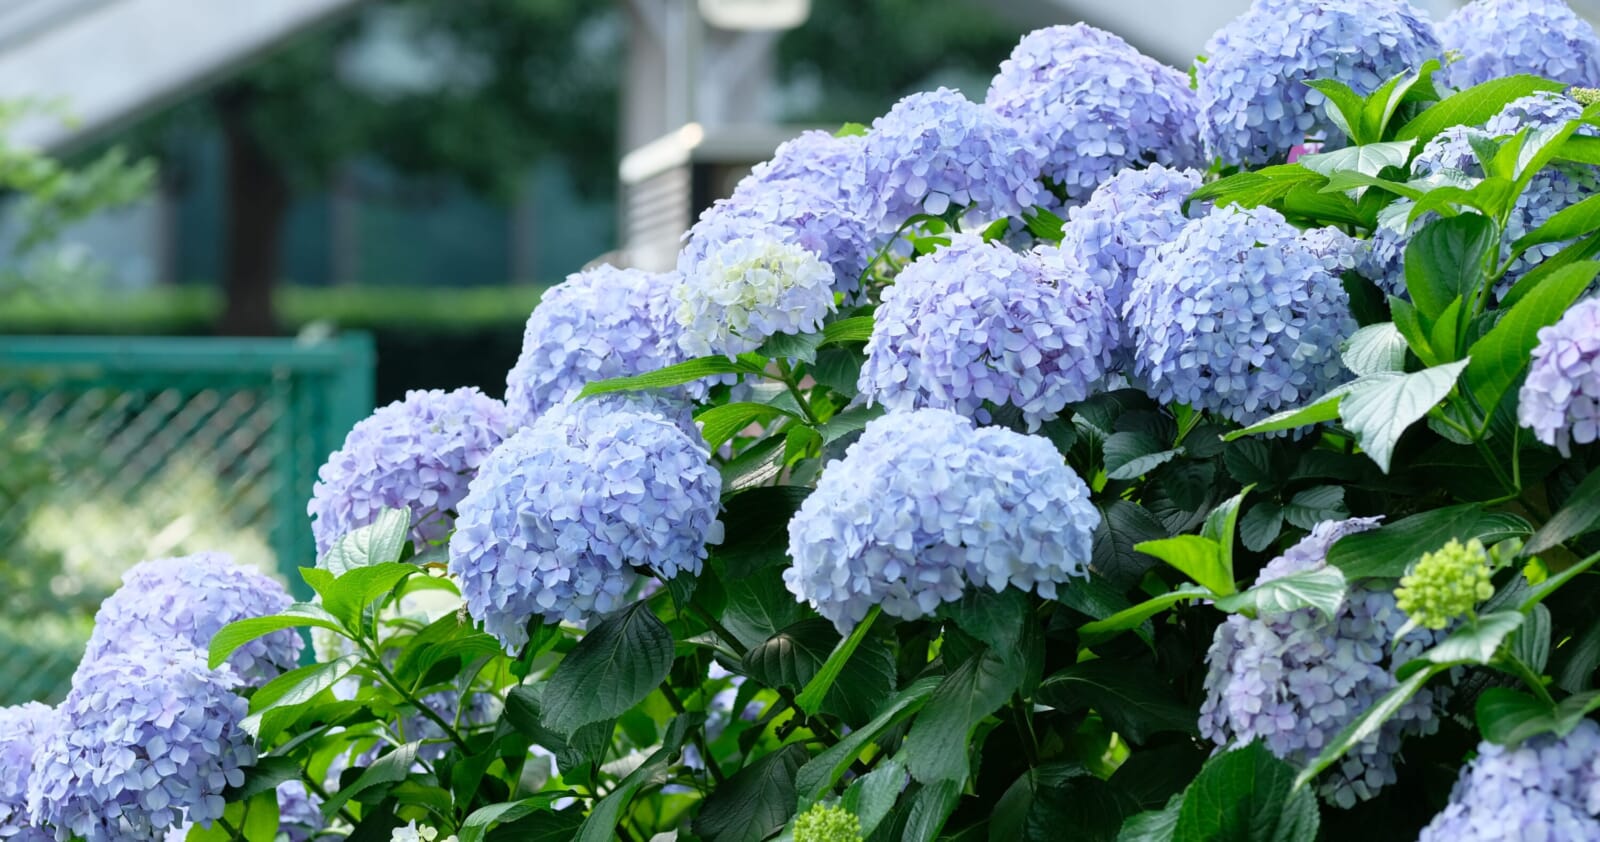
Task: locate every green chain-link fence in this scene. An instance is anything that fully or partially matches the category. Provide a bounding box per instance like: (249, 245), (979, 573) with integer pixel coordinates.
(0, 334), (374, 705)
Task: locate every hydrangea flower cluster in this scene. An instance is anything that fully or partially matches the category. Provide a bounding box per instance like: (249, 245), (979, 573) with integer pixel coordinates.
(309, 388), (510, 556)
(504, 265), (688, 426)
(78, 553), (301, 687)
(793, 803), (864, 842)
(1396, 538), (1495, 630)
(450, 396), (722, 649)
(785, 409), (1098, 631)
(1199, 518), (1449, 808)
(1, 703), (56, 842)
(1127, 204), (1356, 425)
(1058, 164), (1203, 316)
(850, 87), (1044, 227)
(674, 217), (837, 358)
(1195, 0), (1440, 165)
(985, 24), (1201, 203)
(749, 130), (865, 185)
(1521, 296), (1600, 455)
(1437, 0), (1600, 90)
(27, 648), (253, 840)
(858, 234), (1117, 430)
(1419, 720), (1600, 840)
(685, 179), (878, 300)
(161, 782), (323, 842)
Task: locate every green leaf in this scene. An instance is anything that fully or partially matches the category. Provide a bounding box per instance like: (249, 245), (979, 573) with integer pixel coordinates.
(1102, 431), (1180, 481)
(696, 402), (797, 452)
(720, 563), (809, 647)
(459, 794), (576, 842)
(694, 744), (808, 842)
(1395, 75), (1565, 144)
(1519, 549), (1600, 611)
(1340, 360), (1470, 472)
(795, 606), (879, 715)
(822, 316), (874, 345)
(1223, 392), (1344, 440)
(578, 355), (757, 398)
(223, 755), (300, 804)
(1213, 568), (1347, 619)
(321, 742), (420, 818)
(209, 604), (344, 670)
(815, 403), (884, 444)
(842, 758), (906, 838)
(902, 780), (963, 842)
(1023, 207), (1065, 241)
(1037, 661), (1197, 744)
(1477, 688), (1600, 746)
(1297, 140), (1414, 178)
(573, 720), (689, 842)
(1239, 503), (1285, 553)
(714, 485), (811, 579)
(1326, 503), (1532, 579)
(795, 675), (941, 804)
(1464, 261), (1600, 415)
(1185, 165), (1324, 213)
(323, 508), (411, 575)
(540, 601), (674, 736)
(757, 331), (826, 364)
(1512, 194), (1600, 255)
(742, 619), (837, 690)
(1304, 79), (1366, 141)
(1173, 742), (1319, 842)
(321, 562), (417, 631)
(1282, 486), (1348, 530)
(1341, 323), (1409, 376)
(1093, 500), (1169, 590)
(1076, 585), (1212, 646)
(1024, 776), (1140, 842)
(811, 347), (862, 396)
(1528, 466), (1600, 553)
(1404, 215), (1495, 321)
(1117, 796), (1181, 842)
(1133, 535), (1232, 596)
(1413, 609), (1525, 669)
(240, 655), (361, 740)
(1200, 488), (1250, 570)
(904, 645), (1023, 783)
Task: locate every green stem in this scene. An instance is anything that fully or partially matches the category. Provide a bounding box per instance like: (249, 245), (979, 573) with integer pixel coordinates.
(300, 771), (361, 827)
(688, 604), (839, 746)
(1473, 436), (1518, 496)
(361, 641), (472, 754)
(1502, 648), (1557, 706)
(661, 682), (726, 784)
(774, 358), (821, 425)
(217, 816), (243, 840)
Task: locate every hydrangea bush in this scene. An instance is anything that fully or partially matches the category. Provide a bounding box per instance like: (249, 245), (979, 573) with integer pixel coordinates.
(19, 2), (1600, 840)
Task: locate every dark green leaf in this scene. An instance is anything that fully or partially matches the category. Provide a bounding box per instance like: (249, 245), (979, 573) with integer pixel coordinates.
(321, 742), (420, 819)
(1478, 687), (1600, 746)
(1076, 585), (1211, 646)
(1174, 742), (1318, 842)
(742, 619), (836, 690)
(901, 780), (962, 842)
(1239, 503), (1284, 553)
(714, 485), (810, 578)
(811, 347), (863, 396)
(757, 331), (825, 364)
(1404, 215), (1495, 321)
(459, 794), (577, 842)
(1104, 431), (1181, 480)
(720, 563), (809, 648)
(844, 758), (907, 838)
(816, 403), (885, 444)
(795, 675), (941, 804)
(1327, 504), (1532, 578)
(796, 607), (880, 716)
(323, 508), (411, 575)
(1117, 796), (1181, 842)
(1340, 361), (1469, 472)
(904, 647), (1022, 783)
(1282, 486), (1348, 530)
(1092, 500), (1168, 590)
(1024, 776), (1139, 842)
(541, 601), (674, 736)
(1530, 467), (1600, 553)
(694, 744), (808, 842)
(240, 655), (361, 740)
(1037, 660), (1197, 744)
(1465, 261), (1600, 417)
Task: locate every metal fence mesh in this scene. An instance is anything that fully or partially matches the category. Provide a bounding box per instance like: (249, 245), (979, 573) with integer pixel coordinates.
(0, 335), (373, 705)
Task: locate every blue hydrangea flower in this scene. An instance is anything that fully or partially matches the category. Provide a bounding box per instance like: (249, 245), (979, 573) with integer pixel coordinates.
(310, 388), (510, 557)
(1058, 164), (1204, 316)
(858, 234), (1117, 430)
(850, 87), (1045, 228)
(785, 408), (1099, 631)
(449, 396), (722, 649)
(78, 553), (301, 688)
(985, 24), (1202, 203)
(1521, 296), (1600, 455)
(162, 782), (323, 842)
(1196, 0), (1441, 166)
(28, 648), (254, 840)
(1, 703), (56, 842)
(1199, 517), (1450, 808)
(505, 265), (690, 427)
(407, 688), (501, 763)
(1438, 0), (1600, 90)
(750, 130), (865, 184)
(1127, 205), (1356, 424)
(674, 217), (837, 359)
(1418, 720), (1600, 841)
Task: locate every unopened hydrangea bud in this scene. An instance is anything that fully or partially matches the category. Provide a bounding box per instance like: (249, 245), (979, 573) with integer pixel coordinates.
(793, 803), (863, 842)
(1397, 539), (1495, 630)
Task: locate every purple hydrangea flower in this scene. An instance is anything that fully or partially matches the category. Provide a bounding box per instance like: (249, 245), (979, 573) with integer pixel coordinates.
(1, 703), (56, 842)
(1438, 0), (1600, 90)
(1127, 204), (1356, 424)
(1199, 517), (1450, 808)
(1058, 164), (1204, 316)
(1521, 296), (1600, 455)
(163, 782), (323, 842)
(850, 87), (1045, 228)
(78, 553), (301, 688)
(310, 388), (511, 557)
(1418, 720), (1600, 841)
(505, 265), (690, 427)
(406, 688), (501, 763)
(673, 216), (837, 359)
(785, 408), (1098, 631)
(449, 396), (722, 649)
(684, 179), (877, 300)
(858, 234), (1118, 430)
(750, 130), (864, 184)
(985, 24), (1202, 203)
(28, 648), (253, 840)
(1197, 0), (1441, 166)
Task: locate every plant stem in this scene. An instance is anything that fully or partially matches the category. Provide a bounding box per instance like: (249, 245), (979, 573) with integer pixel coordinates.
(300, 771), (361, 827)
(361, 641), (472, 754)
(660, 681), (727, 784)
(775, 358), (821, 425)
(1502, 648), (1557, 706)
(689, 604), (840, 746)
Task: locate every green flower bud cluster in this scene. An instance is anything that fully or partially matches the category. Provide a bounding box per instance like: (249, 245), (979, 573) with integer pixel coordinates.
(794, 802), (864, 842)
(1396, 538), (1495, 630)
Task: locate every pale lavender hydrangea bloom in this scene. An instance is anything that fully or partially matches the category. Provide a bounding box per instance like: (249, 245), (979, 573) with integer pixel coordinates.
(851, 87), (1045, 228)
(674, 217), (837, 359)
(1199, 517), (1449, 808)
(785, 408), (1098, 631)
(1127, 205), (1356, 424)
(27, 648), (253, 840)
(1438, 0), (1600, 90)
(1, 703), (56, 842)
(406, 689), (501, 763)
(78, 553), (300, 688)
(1521, 297), (1600, 455)
(504, 265), (689, 427)
(858, 234), (1117, 430)
(449, 396), (722, 649)
(1418, 720), (1600, 841)
(750, 130), (864, 184)
(162, 782), (322, 842)
(1197, 0), (1441, 166)
(985, 24), (1202, 203)
(1059, 164), (1204, 316)
(310, 388), (511, 556)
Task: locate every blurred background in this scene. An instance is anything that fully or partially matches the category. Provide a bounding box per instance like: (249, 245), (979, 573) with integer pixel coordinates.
(0, 0), (1540, 703)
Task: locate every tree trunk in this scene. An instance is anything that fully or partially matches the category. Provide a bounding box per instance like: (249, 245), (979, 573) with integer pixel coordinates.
(217, 87), (287, 336)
